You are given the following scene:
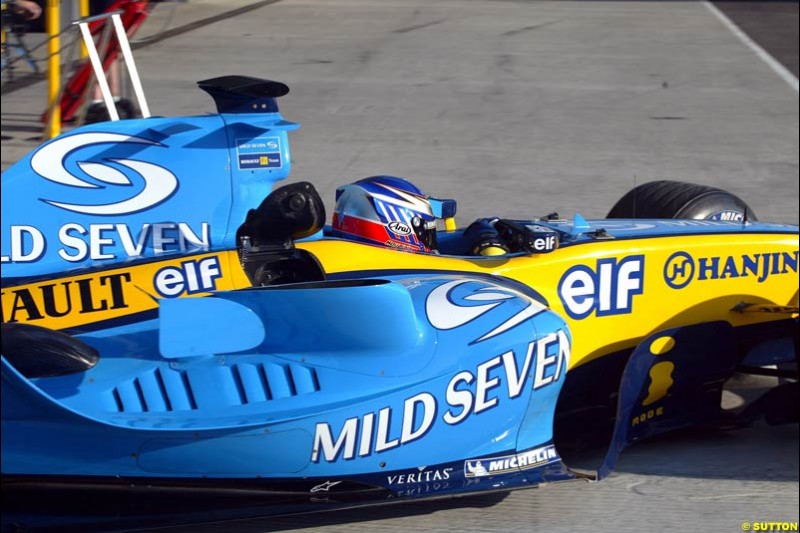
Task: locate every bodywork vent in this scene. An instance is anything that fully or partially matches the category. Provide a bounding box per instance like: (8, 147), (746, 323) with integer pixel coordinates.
(110, 362), (319, 413)
(112, 367), (196, 413)
(231, 362), (321, 404)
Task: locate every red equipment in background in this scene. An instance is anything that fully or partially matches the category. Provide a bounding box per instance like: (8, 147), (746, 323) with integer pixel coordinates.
(45, 0), (149, 123)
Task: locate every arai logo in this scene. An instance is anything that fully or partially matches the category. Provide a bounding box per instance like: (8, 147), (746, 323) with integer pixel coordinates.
(31, 132), (179, 216)
(388, 221), (413, 236)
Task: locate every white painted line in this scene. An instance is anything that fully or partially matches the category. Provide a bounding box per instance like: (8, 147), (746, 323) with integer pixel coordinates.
(703, 1), (799, 93)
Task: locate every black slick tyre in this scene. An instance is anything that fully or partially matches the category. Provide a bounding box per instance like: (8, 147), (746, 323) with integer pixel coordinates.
(607, 180), (757, 221)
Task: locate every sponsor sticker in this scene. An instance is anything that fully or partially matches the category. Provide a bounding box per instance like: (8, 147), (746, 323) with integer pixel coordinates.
(558, 255), (644, 319)
(310, 480), (342, 493)
(524, 225), (559, 253)
(386, 467), (453, 486)
(1, 252), (245, 330)
(707, 210), (745, 222)
(236, 137), (282, 170)
(31, 132), (179, 216)
(464, 444), (558, 478)
(310, 329), (570, 463)
(1, 271), (132, 325)
(425, 279), (548, 344)
(154, 257), (222, 297)
(1, 222), (211, 264)
(664, 250), (798, 289)
(387, 221), (413, 236)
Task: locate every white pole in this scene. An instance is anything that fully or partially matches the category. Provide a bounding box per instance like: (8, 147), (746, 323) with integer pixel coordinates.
(78, 22), (120, 121)
(110, 13), (151, 118)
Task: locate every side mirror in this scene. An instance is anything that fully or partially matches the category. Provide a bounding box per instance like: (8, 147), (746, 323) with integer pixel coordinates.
(430, 197), (457, 219)
(494, 219), (560, 255)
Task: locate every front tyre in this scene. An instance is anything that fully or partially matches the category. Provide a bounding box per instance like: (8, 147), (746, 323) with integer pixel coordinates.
(606, 180), (757, 221)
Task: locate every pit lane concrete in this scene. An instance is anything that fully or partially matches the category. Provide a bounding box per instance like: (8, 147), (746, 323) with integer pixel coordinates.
(1, 1), (798, 531)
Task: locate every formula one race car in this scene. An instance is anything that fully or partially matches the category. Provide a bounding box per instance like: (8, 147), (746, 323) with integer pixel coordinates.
(2, 76), (798, 531)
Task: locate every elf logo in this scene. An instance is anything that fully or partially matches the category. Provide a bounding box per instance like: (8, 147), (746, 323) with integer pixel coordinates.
(153, 257), (222, 298)
(558, 255), (644, 319)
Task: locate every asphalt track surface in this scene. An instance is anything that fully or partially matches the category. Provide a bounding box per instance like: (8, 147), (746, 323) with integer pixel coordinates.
(714, 1), (799, 77)
(1, 1), (798, 532)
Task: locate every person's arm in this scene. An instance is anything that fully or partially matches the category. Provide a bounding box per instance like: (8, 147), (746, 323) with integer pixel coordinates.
(10, 0), (42, 20)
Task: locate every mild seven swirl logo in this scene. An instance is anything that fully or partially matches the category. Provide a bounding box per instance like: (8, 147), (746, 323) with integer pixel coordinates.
(425, 279), (547, 343)
(31, 132), (179, 216)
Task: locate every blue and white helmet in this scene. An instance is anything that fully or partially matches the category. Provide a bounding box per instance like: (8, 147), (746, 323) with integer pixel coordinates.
(332, 176), (441, 252)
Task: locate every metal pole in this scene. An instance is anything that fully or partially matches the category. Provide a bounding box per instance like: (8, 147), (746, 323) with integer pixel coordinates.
(1, 2), (7, 78)
(46, 0), (61, 139)
(79, 0), (89, 58)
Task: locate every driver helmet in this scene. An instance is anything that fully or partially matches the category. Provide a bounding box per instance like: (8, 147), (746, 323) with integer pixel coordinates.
(332, 176), (438, 253)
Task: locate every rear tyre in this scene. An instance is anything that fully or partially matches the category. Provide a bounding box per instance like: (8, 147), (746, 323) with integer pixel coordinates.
(607, 180), (757, 221)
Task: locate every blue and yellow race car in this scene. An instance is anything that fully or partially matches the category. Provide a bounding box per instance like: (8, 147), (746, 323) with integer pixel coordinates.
(2, 76), (797, 529)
